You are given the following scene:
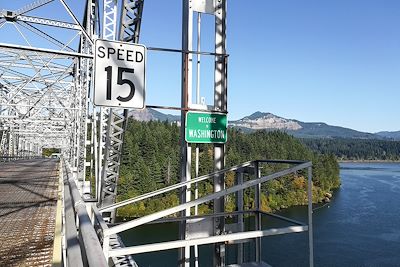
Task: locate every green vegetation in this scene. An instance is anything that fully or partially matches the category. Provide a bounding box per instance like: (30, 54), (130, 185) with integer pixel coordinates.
(42, 148), (60, 157)
(301, 138), (400, 161)
(117, 120), (340, 217)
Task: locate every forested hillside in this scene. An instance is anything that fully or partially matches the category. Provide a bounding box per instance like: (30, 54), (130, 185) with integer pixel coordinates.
(301, 138), (400, 161)
(117, 120), (340, 217)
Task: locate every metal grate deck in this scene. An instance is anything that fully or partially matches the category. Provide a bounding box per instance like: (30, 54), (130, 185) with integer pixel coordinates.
(0, 159), (59, 266)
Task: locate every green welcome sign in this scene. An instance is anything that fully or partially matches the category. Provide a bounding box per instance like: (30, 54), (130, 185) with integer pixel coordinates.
(185, 112), (227, 144)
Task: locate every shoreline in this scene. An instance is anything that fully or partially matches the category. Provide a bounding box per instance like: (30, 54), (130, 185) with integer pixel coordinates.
(339, 159), (400, 163)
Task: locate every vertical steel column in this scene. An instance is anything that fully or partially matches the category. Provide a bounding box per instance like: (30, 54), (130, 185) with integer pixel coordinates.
(25, 140), (29, 157)
(13, 131), (18, 157)
(73, 83), (79, 176)
(308, 166), (314, 267)
(194, 10), (200, 258)
(93, 109), (99, 199)
(82, 19), (94, 181)
(179, 1), (193, 266)
(73, 53), (82, 179)
(77, 39), (84, 181)
(214, 0), (227, 266)
(97, 108), (107, 201)
(119, 0), (144, 43)
(7, 130), (11, 157)
(235, 171), (244, 264)
(83, 0), (98, 197)
(97, 0), (118, 205)
(99, 0), (144, 223)
(17, 135), (23, 157)
(0, 130), (8, 156)
(9, 128), (15, 157)
(254, 162), (262, 262)
(103, 0), (118, 40)
(17, 138), (22, 157)
(99, 0), (119, 213)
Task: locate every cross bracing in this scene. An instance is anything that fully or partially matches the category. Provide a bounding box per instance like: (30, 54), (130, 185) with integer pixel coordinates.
(0, 0), (94, 180)
(0, 0), (145, 200)
(98, 0), (144, 213)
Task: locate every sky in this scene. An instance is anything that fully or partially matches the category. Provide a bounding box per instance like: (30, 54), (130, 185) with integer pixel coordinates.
(1, 0), (400, 133)
(139, 0), (400, 133)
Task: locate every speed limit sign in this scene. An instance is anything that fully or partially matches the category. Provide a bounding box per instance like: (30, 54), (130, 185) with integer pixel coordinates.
(94, 39), (146, 109)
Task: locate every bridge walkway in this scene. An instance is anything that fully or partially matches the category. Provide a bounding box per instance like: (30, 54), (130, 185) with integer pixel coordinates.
(0, 159), (61, 266)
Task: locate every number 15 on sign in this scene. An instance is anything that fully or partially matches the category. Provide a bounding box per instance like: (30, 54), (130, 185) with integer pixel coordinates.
(94, 39), (146, 109)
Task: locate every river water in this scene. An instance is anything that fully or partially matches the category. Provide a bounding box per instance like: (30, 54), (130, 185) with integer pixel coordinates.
(120, 162), (400, 267)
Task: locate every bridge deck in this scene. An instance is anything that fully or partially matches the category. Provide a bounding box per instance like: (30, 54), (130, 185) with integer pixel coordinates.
(0, 159), (60, 266)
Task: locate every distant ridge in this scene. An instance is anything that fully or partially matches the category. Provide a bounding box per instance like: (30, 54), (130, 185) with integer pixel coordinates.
(229, 112), (390, 140)
(128, 108), (180, 122)
(375, 131), (400, 141)
(128, 109), (399, 140)
(229, 112), (302, 131)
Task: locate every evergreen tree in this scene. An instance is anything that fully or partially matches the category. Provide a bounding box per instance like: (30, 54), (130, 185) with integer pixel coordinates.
(117, 121), (341, 217)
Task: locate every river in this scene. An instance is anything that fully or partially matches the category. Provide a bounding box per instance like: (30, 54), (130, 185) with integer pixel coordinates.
(120, 162), (400, 266)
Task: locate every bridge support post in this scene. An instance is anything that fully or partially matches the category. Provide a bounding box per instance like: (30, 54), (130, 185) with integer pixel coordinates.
(235, 171), (244, 264)
(308, 166), (314, 267)
(254, 161), (262, 262)
(179, 1), (193, 266)
(213, 1), (227, 266)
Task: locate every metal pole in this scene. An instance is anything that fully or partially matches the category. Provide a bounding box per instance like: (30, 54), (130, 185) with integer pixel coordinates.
(308, 166), (314, 267)
(255, 162), (262, 262)
(194, 11), (202, 267)
(214, 1), (227, 265)
(179, 1), (193, 266)
(196, 12), (201, 105)
(97, 108), (105, 202)
(235, 171), (244, 264)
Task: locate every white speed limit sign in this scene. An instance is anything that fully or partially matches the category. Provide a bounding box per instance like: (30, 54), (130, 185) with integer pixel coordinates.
(94, 39), (146, 109)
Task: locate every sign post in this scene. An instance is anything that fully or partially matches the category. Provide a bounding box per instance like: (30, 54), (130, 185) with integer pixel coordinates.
(185, 112), (227, 144)
(94, 39), (146, 109)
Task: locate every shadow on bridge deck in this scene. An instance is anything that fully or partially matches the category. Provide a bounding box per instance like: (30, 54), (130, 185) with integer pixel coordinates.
(0, 159), (60, 266)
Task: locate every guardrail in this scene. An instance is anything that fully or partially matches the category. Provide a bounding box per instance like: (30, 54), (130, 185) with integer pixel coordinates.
(63, 160), (108, 267)
(95, 159), (314, 266)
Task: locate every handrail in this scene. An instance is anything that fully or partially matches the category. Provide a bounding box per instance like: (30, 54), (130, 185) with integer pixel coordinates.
(109, 226), (308, 257)
(93, 159), (313, 265)
(104, 161), (311, 236)
(64, 160), (108, 267)
(62, 162), (84, 267)
(99, 160), (254, 212)
(100, 159), (310, 212)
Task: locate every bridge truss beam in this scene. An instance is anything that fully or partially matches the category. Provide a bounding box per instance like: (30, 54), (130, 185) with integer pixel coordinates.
(98, 0), (144, 218)
(0, 1), (95, 181)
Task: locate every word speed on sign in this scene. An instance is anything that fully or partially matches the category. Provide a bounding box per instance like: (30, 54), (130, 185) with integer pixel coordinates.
(94, 39), (146, 109)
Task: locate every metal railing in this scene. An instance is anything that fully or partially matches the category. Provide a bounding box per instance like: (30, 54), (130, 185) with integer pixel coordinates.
(63, 160), (108, 267)
(94, 159), (314, 266)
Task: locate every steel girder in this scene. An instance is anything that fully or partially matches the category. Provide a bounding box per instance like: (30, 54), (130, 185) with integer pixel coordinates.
(99, 0), (144, 211)
(0, 0), (95, 181)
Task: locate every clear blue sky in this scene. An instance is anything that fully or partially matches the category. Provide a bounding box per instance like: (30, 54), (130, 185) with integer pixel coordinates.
(139, 1), (400, 133)
(2, 0), (400, 133)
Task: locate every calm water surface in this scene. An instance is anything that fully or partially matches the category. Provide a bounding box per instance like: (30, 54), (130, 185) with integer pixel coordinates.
(120, 162), (400, 267)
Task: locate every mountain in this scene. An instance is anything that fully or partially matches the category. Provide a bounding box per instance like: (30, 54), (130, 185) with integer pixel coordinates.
(229, 112), (383, 140)
(129, 109), (398, 140)
(228, 112), (302, 131)
(375, 131), (400, 141)
(128, 108), (180, 122)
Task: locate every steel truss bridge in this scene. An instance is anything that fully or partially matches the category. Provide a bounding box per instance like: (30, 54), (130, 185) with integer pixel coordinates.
(0, 1), (314, 266)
